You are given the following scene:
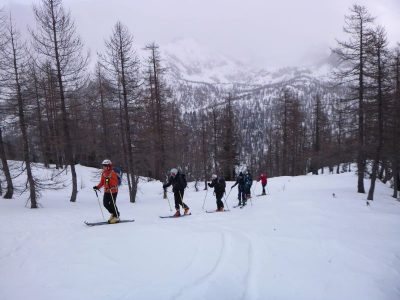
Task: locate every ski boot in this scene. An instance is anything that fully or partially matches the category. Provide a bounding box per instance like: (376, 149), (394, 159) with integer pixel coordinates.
(184, 208), (190, 215)
(216, 207), (224, 212)
(108, 214), (114, 222)
(173, 210), (181, 217)
(109, 216), (120, 224)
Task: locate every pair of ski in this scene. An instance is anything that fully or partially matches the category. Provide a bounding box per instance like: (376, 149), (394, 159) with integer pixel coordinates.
(159, 213), (192, 218)
(205, 209), (230, 213)
(84, 219), (135, 226)
(233, 204), (247, 209)
(160, 209), (231, 217)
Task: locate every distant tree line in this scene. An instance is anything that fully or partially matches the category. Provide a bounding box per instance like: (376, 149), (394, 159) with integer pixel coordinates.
(0, 1), (398, 208)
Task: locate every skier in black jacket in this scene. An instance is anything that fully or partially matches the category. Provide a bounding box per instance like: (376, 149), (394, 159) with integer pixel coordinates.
(208, 174), (226, 212)
(244, 170), (253, 201)
(163, 168), (190, 217)
(231, 171), (246, 206)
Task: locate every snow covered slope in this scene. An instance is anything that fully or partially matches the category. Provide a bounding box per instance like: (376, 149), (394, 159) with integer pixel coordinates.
(1, 164), (399, 300)
(153, 38), (338, 114)
(161, 38), (333, 85)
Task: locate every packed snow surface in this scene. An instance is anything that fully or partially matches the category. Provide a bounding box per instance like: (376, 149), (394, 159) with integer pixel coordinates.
(1, 164), (399, 300)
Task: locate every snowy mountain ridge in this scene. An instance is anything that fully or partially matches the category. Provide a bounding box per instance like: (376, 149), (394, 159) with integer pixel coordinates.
(145, 38), (338, 112)
(159, 38), (334, 86)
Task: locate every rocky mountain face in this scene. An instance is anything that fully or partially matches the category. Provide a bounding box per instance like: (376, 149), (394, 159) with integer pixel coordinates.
(149, 38), (341, 171)
(159, 38), (337, 112)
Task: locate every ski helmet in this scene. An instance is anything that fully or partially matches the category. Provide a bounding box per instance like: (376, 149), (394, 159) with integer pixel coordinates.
(170, 168), (178, 176)
(102, 159), (112, 166)
(211, 174), (217, 179)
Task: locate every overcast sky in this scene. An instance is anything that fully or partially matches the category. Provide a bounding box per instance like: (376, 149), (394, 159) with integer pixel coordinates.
(2, 0), (400, 68)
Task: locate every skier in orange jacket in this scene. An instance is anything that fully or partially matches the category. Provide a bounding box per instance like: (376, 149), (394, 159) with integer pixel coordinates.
(93, 159), (120, 223)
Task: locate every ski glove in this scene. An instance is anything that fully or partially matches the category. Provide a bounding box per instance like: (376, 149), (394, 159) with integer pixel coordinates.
(93, 186), (99, 191)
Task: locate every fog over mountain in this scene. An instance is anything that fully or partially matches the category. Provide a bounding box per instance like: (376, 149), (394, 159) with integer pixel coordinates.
(3, 0), (400, 69)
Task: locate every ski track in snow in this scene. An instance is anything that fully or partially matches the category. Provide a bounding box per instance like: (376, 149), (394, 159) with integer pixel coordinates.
(2, 166), (400, 300)
(170, 231), (226, 300)
(238, 231), (254, 300)
(173, 219), (256, 300)
(218, 226), (255, 300)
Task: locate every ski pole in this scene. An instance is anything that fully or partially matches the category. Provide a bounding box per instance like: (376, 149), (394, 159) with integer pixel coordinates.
(94, 189), (105, 221)
(266, 185), (270, 195)
(178, 190), (187, 212)
(248, 192), (253, 206)
(202, 188), (208, 210)
(165, 189), (172, 211)
(109, 189), (119, 218)
(223, 188), (232, 210)
(250, 182), (258, 195)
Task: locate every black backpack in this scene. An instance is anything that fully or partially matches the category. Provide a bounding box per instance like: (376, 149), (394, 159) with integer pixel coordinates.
(238, 175), (245, 186)
(176, 173), (187, 189)
(214, 177), (226, 193)
(219, 177), (226, 189)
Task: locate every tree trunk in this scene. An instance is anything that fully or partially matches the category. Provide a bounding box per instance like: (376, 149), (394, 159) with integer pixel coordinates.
(97, 65), (109, 158)
(10, 30), (37, 208)
(357, 22), (366, 194)
(367, 36), (384, 201)
(118, 35), (136, 203)
(50, 1), (77, 202)
(0, 128), (13, 199)
(32, 66), (49, 167)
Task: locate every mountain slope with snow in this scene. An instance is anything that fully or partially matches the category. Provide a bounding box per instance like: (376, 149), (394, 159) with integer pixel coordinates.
(154, 38), (338, 115)
(1, 164), (399, 300)
(161, 38), (334, 86)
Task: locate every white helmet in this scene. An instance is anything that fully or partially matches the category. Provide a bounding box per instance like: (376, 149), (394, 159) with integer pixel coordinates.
(170, 168), (178, 176)
(102, 159), (112, 166)
(211, 174), (217, 179)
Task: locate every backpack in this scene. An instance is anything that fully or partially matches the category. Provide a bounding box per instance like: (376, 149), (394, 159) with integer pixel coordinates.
(218, 177), (226, 189)
(216, 177), (226, 193)
(113, 166), (123, 186)
(237, 175), (245, 186)
(176, 172), (187, 189)
(244, 174), (252, 187)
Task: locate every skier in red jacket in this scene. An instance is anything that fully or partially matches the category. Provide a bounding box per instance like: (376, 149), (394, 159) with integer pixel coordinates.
(93, 159), (120, 223)
(259, 173), (268, 195)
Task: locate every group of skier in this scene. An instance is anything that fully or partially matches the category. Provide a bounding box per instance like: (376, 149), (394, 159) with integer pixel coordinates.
(93, 159), (268, 223)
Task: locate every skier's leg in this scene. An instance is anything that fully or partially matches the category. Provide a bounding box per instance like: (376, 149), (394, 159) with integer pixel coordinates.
(179, 190), (190, 214)
(242, 190), (247, 205)
(110, 192), (119, 217)
(237, 190), (242, 205)
(173, 192), (180, 211)
(216, 193), (224, 210)
(103, 193), (113, 214)
(172, 192), (181, 217)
